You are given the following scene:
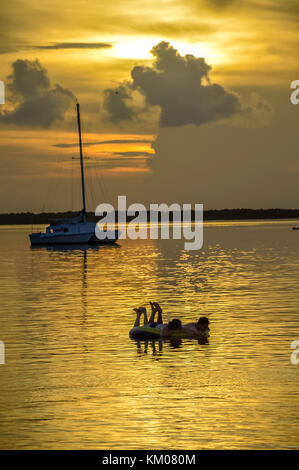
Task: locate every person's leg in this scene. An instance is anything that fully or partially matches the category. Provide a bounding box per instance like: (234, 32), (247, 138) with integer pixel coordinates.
(133, 308), (142, 327)
(148, 302), (156, 323)
(154, 302), (163, 324)
(142, 308), (148, 326)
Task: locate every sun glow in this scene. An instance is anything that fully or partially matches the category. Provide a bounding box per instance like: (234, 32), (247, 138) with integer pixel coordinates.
(104, 37), (225, 65)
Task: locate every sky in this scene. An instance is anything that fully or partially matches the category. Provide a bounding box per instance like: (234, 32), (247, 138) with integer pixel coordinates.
(0, 0), (298, 212)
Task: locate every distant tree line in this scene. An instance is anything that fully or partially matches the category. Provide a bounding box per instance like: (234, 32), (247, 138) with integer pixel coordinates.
(1, 208), (299, 224)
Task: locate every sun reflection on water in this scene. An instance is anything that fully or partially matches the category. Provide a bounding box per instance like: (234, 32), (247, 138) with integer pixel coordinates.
(0, 220), (298, 449)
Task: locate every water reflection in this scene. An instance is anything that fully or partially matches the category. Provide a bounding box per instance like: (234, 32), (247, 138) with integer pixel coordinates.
(29, 244), (120, 316)
(30, 243), (100, 252)
(30, 245), (99, 323)
(0, 221), (299, 450)
(133, 336), (209, 357)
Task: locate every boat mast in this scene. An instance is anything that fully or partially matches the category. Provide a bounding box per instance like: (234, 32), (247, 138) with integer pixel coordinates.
(76, 103), (86, 218)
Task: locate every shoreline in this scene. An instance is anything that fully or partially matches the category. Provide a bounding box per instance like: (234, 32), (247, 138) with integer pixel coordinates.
(1, 209), (299, 225)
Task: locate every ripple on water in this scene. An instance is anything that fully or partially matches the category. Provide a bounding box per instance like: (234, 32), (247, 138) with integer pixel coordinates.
(0, 221), (298, 449)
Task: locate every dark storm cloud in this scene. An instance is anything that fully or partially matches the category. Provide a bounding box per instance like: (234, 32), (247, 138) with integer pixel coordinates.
(103, 84), (135, 123)
(7, 59), (50, 97)
(33, 42), (113, 50)
(3, 86), (76, 128)
(0, 59), (76, 127)
(104, 41), (247, 127)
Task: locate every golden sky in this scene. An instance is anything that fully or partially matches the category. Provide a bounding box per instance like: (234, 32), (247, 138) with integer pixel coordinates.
(0, 0), (299, 211)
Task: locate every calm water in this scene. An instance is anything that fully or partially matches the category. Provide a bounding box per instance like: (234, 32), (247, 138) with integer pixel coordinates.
(0, 221), (299, 449)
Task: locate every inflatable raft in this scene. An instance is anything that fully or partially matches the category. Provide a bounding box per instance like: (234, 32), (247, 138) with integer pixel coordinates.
(129, 325), (209, 340)
(129, 326), (161, 339)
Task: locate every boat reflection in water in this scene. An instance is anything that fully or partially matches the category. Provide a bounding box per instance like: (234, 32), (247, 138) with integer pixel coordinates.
(31, 243), (119, 324)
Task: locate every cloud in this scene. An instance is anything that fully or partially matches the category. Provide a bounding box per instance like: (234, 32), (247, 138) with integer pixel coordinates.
(3, 86), (76, 128)
(103, 41), (269, 128)
(103, 84), (135, 123)
(112, 151), (153, 157)
(95, 157), (148, 170)
(33, 42), (113, 50)
(195, 0), (299, 22)
(0, 59), (76, 127)
(243, 92), (272, 121)
(0, 42), (113, 55)
(7, 59), (50, 97)
(204, 0), (235, 9)
(53, 138), (153, 148)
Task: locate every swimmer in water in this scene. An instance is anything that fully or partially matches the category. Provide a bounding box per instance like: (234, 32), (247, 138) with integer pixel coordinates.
(132, 302), (184, 337)
(183, 317), (210, 336)
(132, 303), (209, 338)
(157, 318), (185, 337)
(149, 302), (185, 337)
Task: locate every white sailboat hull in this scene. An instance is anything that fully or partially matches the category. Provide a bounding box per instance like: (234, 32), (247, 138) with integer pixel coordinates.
(30, 223), (119, 245)
(30, 233), (92, 245)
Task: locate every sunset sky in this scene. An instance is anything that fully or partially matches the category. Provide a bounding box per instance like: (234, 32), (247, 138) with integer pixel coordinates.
(0, 0), (298, 212)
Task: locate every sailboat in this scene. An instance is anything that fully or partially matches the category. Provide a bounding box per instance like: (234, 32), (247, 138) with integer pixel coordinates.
(29, 103), (119, 245)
